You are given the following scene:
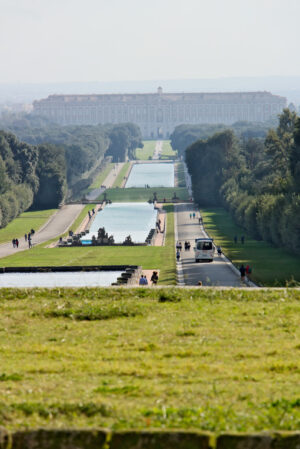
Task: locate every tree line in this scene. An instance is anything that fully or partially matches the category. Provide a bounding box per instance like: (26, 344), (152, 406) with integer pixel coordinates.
(184, 110), (300, 255)
(0, 114), (143, 229)
(0, 131), (67, 227)
(170, 120), (276, 159)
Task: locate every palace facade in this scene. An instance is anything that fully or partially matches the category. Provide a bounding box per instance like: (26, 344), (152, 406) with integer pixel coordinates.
(33, 87), (286, 138)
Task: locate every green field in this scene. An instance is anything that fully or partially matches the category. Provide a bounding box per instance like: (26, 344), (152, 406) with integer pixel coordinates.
(176, 162), (186, 187)
(201, 208), (300, 286)
(98, 187), (189, 202)
(88, 163), (114, 191)
(0, 287), (300, 431)
(0, 209), (56, 245)
(0, 206), (176, 285)
(161, 140), (177, 159)
(113, 163), (130, 187)
(135, 141), (156, 160)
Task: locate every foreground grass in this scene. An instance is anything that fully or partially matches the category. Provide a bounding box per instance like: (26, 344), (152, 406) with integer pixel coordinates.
(201, 208), (300, 286)
(135, 141), (156, 160)
(0, 210), (56, 245)
(0, 288), (300, 431)
(0, 206), (176, 285)
(113, 163), (130, 187)
(99, 187), (189, 202)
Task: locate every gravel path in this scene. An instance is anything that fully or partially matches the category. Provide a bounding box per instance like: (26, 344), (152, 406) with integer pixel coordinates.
(153, 140), (163, 160)
(85, 163), (124, 200)
(0, 204), (84, 260)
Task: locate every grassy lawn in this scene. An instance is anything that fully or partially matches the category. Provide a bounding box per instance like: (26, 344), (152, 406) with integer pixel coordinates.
(113, 163), (130, 187)
(161, 140), (177, 159)
(88, 163), (114, 191)
(135, 141), (156, 160)
(175, 162), (186, 187)
(201, 207), (300, 286)
(98, 187), (189, 202)
(0, 206), (176, 285)
(0, 209), (56, 245)
(0, 287), (300, 431)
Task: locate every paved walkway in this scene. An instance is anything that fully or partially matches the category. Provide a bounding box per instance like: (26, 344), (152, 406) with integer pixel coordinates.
(120, 162), (133, 187)
(0, 204), (84, 260)
(153, 205), (166, 246)
(86, 163), (124, 200)
(175, 203), (243, 287)
(153, 140), (163, 160)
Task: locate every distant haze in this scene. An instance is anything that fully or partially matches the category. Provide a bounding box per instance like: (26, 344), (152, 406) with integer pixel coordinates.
(1, 0), (300, 84)
(1, 77), (300, 106)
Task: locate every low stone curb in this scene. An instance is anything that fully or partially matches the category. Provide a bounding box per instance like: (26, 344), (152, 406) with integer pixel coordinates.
(0, 428), (10, 449)
(11, 429), (107, 449)
(110, 430), (212, 449)
(1, 428), (300, 448)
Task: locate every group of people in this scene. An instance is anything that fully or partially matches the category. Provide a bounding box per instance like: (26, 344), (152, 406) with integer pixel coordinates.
(12, 229), (35, 249)
(156, 218), (163, 233)
(139, 271), (159, 286)
(25, 229), (35, 248)
(189, 212), (196, 219)
(239, 264), (252, 281)
(175, 240), (191, 261)
(12, 238), (19, 248)
(234, 235), (245, 244)
(88, 209), (95, 219)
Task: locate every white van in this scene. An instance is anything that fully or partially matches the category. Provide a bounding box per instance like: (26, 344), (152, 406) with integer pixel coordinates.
(194, 238), (214, 262)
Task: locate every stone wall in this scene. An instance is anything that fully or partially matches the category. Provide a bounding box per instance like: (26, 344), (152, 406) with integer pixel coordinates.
(2, 428), (300, 448)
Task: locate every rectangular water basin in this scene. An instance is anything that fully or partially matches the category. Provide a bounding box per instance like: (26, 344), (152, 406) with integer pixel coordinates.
(125, 163), (174, 188)
(82, 202), (157, 244)
(0, 271), (123, 287)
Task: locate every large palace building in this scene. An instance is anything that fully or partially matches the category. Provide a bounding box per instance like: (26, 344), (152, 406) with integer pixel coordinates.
(33, 87), (286, 138)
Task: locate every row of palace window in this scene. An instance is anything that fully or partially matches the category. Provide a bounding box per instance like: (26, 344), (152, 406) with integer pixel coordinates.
(39, 103), (283, 122)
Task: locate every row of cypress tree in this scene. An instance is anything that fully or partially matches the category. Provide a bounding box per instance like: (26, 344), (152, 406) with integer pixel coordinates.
(184, 109), (300, 255)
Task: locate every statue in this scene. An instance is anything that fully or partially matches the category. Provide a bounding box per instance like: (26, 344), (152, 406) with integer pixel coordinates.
(123, 235), (134, 246)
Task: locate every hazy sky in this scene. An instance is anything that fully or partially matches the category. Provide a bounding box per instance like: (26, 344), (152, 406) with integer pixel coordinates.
(1, 0), (300, 83)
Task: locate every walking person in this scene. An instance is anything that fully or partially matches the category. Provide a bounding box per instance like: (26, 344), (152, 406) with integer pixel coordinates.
(176, 249), (180, 261)
(24, 233), (27, 242)
(12, 239), (15, 248)
(151, 271), (159, 285)
(15, 239), (19, 248)
(193, 212), (195, 219)
(246, 265), (252, 279)
(239, 264), (246, 282)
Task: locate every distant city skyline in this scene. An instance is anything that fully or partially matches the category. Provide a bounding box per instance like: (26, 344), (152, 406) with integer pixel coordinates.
(1, 0), (300, 84)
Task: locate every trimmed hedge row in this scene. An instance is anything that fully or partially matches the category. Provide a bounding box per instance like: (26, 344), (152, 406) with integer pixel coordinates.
(1, 428), (300, 448)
